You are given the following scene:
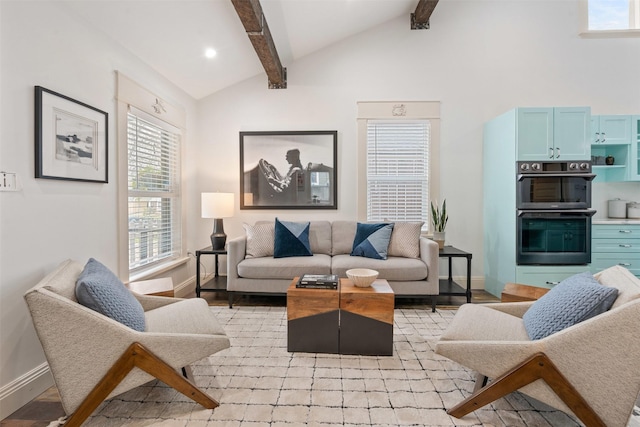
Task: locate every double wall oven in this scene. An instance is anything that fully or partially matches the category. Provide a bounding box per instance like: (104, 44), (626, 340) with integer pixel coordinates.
(516, 161), (596, 265)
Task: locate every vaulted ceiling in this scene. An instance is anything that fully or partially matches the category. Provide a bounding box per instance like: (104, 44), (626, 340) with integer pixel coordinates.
(61, 0), (438, 100)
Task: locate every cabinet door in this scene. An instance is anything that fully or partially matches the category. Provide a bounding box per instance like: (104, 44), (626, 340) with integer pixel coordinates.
(517, 108), (554, 161)
(554, 107), (590, 160)
(516, 265), (591, 288)
(598, 115), (631, 145)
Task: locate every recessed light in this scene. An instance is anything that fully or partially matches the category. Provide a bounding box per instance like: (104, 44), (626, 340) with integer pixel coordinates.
(204, 48), (217, 59)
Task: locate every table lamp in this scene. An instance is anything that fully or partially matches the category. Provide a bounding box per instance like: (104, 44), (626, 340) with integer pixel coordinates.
(201, 192), (234, 250)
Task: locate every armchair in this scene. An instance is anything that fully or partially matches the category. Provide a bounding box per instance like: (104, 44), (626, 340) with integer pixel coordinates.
(24, 259), (230, 427)
(435, 265), (640, 427)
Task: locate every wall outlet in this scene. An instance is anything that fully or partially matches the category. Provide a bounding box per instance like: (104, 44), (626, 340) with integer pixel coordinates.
(0, 172), (17, 191)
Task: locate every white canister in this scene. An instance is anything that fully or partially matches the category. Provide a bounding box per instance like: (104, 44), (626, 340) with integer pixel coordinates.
(628, 202), (640, 219)
(608, 199), (628, 218)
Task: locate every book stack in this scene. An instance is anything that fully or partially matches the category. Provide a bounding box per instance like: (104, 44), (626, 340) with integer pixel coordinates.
(296, 274), (339, 289)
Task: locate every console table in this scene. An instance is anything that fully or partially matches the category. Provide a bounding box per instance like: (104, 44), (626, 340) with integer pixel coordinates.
(438, 245), (472, 303)
(195, 247), (227, 298)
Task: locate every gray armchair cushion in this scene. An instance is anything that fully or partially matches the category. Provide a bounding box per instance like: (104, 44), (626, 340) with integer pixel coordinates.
(75, 258), (146, 332)
(522, 272), (618, 340)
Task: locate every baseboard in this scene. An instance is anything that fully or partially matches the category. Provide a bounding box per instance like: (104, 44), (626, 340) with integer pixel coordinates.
(175, 276), (196, 298)
(0, 362), (53, 419)
(442, 275), (485, 290)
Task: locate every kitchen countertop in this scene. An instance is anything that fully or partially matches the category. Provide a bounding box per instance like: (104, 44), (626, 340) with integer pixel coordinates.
(593, 218), (640, 225)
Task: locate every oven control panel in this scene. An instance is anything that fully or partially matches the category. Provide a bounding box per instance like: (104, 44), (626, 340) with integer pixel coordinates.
(518, 161), (591, 174)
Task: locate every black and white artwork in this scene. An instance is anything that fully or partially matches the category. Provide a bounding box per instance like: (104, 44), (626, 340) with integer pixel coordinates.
(35, 86), (108, 183)
(240, 131), (337, 209)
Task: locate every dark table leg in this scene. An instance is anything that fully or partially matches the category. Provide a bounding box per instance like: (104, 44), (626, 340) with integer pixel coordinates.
(466, 256), (472, 303)
(196, 252), (201, 298)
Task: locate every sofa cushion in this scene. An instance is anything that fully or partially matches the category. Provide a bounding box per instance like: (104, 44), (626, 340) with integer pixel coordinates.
(75, 258), (146, 332)
(243, 222), (275, 258)
(523, 272), (618, 340)
(331, 221), (357, 255)
(145, 298), (227, 336)
(387, 221), (423, 259)
(332, 254), (428, 281)
(274, 218), (313, 258)
(351, 222), (394, 260)
(238, 254), (332, 279)
(594, 265), (640, 309)
(308, 221), (332, 255)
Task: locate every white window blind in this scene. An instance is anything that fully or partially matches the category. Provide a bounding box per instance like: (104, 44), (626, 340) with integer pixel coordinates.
(366, 120), (430, 227)
(127, 108), (181, 271)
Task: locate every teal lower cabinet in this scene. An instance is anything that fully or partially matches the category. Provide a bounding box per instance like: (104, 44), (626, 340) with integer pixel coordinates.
(591, 223), (640, 276)
(515, 265), (592, 289)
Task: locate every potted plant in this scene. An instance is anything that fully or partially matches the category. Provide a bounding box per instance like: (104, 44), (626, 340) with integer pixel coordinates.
(430, 199), (448, 249)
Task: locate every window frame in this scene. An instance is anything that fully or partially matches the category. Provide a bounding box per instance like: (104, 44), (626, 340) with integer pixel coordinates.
(580, 0), (640, 37)
(357, 101), (440, 233)
(116, 72), (187, 281)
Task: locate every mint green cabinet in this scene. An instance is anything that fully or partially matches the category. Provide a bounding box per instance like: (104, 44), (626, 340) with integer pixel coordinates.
(628, 116), (640, 181)
(517, 107), (590, 161)
(515, 265), (591, 289)
(591, 115), (632, 182)
(592, 115), (632, 145)
(592, 224), (640, 276)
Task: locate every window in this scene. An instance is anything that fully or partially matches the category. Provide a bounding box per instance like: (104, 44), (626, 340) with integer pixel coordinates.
(584, 0), (640, 33)
(366, 121), (430, 225)
(127, 107), (181, 272)
(357, 102), (440, 232)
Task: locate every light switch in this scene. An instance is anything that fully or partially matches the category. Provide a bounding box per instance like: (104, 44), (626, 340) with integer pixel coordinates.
(0, 172), (18, 191)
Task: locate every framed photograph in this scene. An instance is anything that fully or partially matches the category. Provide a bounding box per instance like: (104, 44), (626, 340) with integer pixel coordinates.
(35, 86), (108, 183)
(240, 130), (337, 209)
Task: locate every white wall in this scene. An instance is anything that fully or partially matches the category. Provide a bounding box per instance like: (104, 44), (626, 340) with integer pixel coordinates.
(0, 1), (197, 417)
(194, 0), (640, 283)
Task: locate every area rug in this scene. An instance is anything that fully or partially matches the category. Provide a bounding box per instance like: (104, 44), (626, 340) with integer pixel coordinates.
(69, 306), (636, 426)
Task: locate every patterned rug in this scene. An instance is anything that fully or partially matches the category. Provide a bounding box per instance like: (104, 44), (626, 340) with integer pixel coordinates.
(57, 306), (637, 426)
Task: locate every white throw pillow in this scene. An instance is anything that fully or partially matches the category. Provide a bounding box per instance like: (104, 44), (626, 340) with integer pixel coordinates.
(387, 221), (423, 258)
(243, 222), (275, 258)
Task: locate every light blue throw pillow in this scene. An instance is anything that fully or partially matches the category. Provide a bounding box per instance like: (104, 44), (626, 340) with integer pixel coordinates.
(351, 222), (394, 260)
(75, 258), (146, 332)
(522, 272), (618, 340)
(273, 218), (312, 258)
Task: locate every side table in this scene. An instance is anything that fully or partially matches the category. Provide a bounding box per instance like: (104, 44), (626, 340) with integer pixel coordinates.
(195, 247), (227, 298)
(438, 245), (472, 303)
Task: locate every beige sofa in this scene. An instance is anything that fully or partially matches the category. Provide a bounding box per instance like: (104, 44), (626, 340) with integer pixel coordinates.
(227, 220), (440, 310)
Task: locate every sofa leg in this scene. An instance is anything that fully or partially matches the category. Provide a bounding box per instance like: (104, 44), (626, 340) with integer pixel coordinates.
(447, 352), (605, 427)
(228, 292), (234, 308)
(432, 297), (437, 312)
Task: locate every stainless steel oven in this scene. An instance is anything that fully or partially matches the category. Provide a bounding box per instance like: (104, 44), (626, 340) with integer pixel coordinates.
(517, 161), (595, 210)
(517, 210), (596, 265)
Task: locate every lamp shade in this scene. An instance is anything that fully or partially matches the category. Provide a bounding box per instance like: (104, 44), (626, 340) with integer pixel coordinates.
(201, 193), (234, 218)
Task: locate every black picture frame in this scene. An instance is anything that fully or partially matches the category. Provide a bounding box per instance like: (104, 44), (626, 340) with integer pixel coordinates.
(240, 130), (338, 209)
(35, 86), (108, 183)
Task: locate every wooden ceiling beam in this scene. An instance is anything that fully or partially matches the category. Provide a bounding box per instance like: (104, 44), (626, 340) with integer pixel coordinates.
(231, 0), (287, 89)
(411, 0), (439, 30)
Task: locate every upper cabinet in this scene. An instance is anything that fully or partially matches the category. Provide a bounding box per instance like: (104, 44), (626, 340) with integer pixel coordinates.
(517, 107), (591, 161)
(628, 116), (640, 181)
(592, 115), (632, 145)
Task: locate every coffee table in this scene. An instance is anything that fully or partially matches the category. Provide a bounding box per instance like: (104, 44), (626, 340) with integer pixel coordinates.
(286, 277), (394, 355)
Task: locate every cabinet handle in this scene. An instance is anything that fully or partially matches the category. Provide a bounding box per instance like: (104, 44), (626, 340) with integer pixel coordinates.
(619, 263), (632, 267)
(545, 281), (560, 285)
(620, 244), (633, 248)
(619, 230), (633, 233)
(555, 147), (560, 158)
(601, 132), (606, 143)
(549, 147), (554, 159)
(595, 132), (600, 144)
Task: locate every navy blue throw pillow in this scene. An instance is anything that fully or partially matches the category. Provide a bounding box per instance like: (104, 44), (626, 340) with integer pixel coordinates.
(274, 218), (313, 258)
(351, 222), (394, 260)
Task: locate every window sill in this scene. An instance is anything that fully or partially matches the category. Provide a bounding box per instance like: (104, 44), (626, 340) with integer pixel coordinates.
(128, 256), (189, 283)
(580, 29), (640, 38)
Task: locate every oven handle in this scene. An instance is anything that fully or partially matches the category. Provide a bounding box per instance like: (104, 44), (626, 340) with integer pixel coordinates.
(517, 209), (597, 217)
(517, 173), (596, 181)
